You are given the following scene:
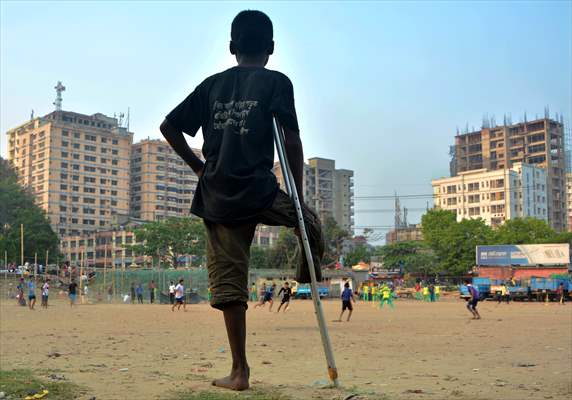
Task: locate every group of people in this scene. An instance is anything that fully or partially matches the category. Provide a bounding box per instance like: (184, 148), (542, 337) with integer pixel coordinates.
(414, 282), (441, 302)
(15, 276), (81, 309)
(253, 282), (292, 312)
(126, 281), (158, 304)
(359, 282), (398, 308)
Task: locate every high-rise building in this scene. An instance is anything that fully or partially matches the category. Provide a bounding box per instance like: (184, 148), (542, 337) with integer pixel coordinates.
(274, 157), (354, 232)
(432, 162), (548, 227)
(6, 110), (133, 237)
(450, 117), (567, 230)
(566, 172), (572, 231)
(130, 139), (200, 221)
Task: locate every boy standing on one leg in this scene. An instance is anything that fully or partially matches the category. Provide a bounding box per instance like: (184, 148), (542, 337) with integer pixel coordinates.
(160, 10), (323, 391)
(337, 282), (355, 322)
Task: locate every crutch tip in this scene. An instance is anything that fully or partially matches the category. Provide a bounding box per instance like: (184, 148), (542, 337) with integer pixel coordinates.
(328, 367), (338, 382)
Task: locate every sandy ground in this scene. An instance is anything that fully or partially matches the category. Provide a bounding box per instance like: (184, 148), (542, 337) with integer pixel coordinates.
(1, 295), (571, 400)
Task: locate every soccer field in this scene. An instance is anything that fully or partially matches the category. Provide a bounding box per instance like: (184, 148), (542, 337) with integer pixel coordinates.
(1, 297), (571, 400)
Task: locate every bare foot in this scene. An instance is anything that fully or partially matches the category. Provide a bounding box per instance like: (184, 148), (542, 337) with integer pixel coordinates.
(212, 367), (249, 391)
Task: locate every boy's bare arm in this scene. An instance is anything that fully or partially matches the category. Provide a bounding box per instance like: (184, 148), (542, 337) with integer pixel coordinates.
(283, 127), (304, 203)
(160, 119), (205, 177)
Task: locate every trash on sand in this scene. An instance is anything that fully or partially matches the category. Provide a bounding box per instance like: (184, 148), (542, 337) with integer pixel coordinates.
(118, 368), (129, 372)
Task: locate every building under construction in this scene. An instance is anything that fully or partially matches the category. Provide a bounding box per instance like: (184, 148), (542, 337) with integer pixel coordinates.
(450, 112), (567, 231)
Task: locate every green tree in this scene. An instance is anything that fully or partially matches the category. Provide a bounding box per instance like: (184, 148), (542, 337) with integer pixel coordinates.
(249, 245), (269, 269)
(267, 227), (299, 269)
(493, 217), (557, 244)
(130, 217), (206, 268)
(376, 241), (438, 276)
(344, 244), (372, 267)
(440, 218), (494, 275)
(322, 215), (350, 265)
(0, 158), (59, 266)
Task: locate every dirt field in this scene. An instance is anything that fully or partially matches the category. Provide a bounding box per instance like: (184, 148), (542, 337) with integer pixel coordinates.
(1, 296), (571, 400)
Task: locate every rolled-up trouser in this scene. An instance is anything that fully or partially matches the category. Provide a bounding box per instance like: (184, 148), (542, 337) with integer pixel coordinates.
(205, 190), (324, 310)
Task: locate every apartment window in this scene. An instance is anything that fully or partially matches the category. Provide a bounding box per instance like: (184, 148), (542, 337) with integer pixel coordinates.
(101, 137), (108, 143)
(62, 141), (69, 147)
(112, 139), (118, 145)
(101, 158), (108, 164)
(73, 154), (80, 160)
(72, 186), (79, 191)
(62, 130), (69, 137)
(71, 218), (78, 224)
(61, 151), (69, 158)
(100, 178), (107, 184)
(60, 184), (68, 190)
(111, 180), (118, 186)
(101, 148), (108, 153)
(100, 189), (106, 194)
(73, 143), (80, 149)
(74, 132), (80, 138)
(72, 196), (79, 202)
(59, 205), (67, 212)
(99, 221), (106, 226)
(111, 170), (118, 175)
(112, 149), (118, 155)
(112, 159), (118, 166)
(60, 173), (68, 179)
(85, 145), (97, 151)
(83, 187), (96, 193)
(157, 156), (165, 161)
(60, 194), (68, 201)
(72, 164), (80, 170)
(84, 155), (96, 162)
(100, 210), (106, 216)
(72, 175), (79, 181)
(111, 190), (118, 196)
(111, 200), (118, 206)
(85, 134), (96, 141)
(83, 197), (96, 204)
(61, 162), (68, 169)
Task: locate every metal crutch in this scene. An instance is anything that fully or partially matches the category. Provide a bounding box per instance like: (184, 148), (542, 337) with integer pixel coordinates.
(272, 115), (339, 387)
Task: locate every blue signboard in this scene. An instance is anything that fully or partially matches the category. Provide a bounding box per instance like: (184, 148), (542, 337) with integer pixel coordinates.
(476, 244), (569, 266)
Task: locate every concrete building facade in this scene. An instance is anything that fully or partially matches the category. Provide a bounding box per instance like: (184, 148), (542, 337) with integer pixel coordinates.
(6, 111), (133, 237)
(130, 139), (200, 221)
(566, 172), (572, 231)
(274, 157), (354, 233)
(450, 118), (567, 230)
(432, 162), (548, 227)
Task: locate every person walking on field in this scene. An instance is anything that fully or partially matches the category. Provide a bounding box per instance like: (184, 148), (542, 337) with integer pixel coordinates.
(168, 281), (176, 305)
(160, 10), (324, 391)
(130, 283), (136, 304)
(465, 279), (481, 320)
(68, 279), (78, 307)
(136, 284), (144, 304)
(276, 282), (292, 313)
(107, 285), (113, 303)
(337, 282), (355, 322)
(41, 279), (50, 309)
(250, 282), (258, 302)
(556, 283), (565, 305)
(266, 283), (276, 312)
(422, 285), (430, 302)
(27, 276), (36, 310)
(172, 279), (186, 311)
(254, 282), (267, 309)
(149, 280), (156, 304)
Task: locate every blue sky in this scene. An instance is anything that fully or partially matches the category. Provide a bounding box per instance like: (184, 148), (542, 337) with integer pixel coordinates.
(1, 1), (571, 240)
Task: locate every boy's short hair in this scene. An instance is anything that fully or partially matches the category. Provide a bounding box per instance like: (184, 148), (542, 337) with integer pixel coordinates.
(464, 279), (471, 284)
(231, 10), (273, 56)
(284, 282), (289, 286)
(344, 282), (350, 288)
(179, 279), (184, 283)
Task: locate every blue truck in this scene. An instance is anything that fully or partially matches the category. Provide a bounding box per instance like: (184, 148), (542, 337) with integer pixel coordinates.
(294, 284), (329, 299)
(460, 277), (571, 301)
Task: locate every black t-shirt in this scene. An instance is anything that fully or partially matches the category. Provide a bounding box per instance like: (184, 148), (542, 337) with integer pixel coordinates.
(278, 287), (292, 301)
(69, 282), (77, 295)
(166, 66), (299, 223)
